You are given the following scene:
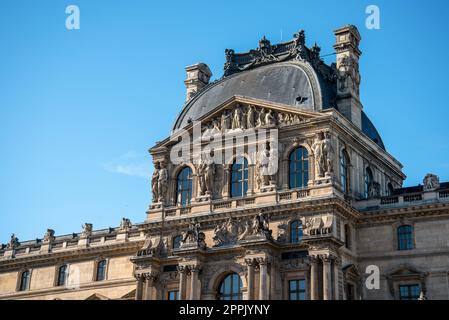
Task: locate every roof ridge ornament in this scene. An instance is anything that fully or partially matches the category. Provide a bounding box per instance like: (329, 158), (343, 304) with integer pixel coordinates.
(222, 28), (336, 82)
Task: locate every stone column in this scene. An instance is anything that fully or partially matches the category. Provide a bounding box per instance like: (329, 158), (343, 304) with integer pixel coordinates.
(258, 258), (269, 300)
(135, 274), (144, 300)
(333, 258), (341, 300)
(245, 258), (255, 300)
(322, 256), (332, 300)
(189, 265), (201, 300)
(269, 261), (276, 299)
(143, 272), (158, 300)
(178, 265), (187, 300)
(309, 256), (319, 300)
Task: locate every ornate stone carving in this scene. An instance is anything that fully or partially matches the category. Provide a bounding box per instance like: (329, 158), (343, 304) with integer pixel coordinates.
(137, 235), (164, 257)
(119, 218), (132, 232)
(6, 234), (20, 249)
(276, 221), (289, 243)
(240, 211), (273, 241)
(255, 142), (278, 191)
(157, 162), (169, 202)
(43, 229), (55, 243)
(151, 162), (160, 202)
(368, 181), (381, 199)
(180, 219), (206, 249)
(423, 174), (440, 192)
(301, 214), (334, 236)
(312, 131), (334, 179)
(213, 216), (247, 247)
(81, 223), (93, 238)
(198, 155), (215, 196)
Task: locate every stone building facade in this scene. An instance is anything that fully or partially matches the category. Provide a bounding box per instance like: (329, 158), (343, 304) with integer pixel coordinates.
(1, 25), (449, 300)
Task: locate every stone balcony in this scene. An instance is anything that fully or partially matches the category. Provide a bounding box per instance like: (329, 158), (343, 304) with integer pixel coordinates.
(146, 182), (339, 222)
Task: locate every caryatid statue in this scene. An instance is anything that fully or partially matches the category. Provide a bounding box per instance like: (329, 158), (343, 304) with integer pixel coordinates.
(312, 132), (333, 178)
(198, 155), (215, 196)
(157, 162), (168, 202)
(151, 162), (160, 202)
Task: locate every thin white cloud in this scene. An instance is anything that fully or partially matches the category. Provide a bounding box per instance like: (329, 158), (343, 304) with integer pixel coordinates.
(102, 151), (151, 178)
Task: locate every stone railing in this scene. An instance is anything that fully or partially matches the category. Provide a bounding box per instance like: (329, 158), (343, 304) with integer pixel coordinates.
(0, 228), (144, 259)
(356, 188), (449, 211)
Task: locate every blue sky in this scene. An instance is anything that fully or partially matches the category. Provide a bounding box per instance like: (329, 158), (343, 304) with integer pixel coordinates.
(1, 0), (448, 242)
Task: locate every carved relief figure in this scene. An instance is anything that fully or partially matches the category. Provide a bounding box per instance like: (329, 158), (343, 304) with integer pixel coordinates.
(246, 105), (255, 129)
(265, 109), (275, 126)
(256, 108), (265, 127)
(119, 218), (132, 231)
(231, 107), (242, 130)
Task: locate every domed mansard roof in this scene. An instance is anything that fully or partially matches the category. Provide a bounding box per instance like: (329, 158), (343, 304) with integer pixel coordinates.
(172, 31), (385, 150)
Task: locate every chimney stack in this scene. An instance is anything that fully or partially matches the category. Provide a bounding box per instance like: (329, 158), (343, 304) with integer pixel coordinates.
(184, 63), (212, 101)
(334, 25), (362, 129)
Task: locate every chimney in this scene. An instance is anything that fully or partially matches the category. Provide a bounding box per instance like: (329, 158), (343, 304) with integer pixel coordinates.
(184, 63), (212, 101)
(333, 25), (362, 129)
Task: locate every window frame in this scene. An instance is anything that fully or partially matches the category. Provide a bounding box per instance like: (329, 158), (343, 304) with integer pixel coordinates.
(340, 149), (350, 194)
(18, 269), (31, 292)
(288, 147), (309, 189)
(94, 259), (108, 282)
(167, 290), (180, 300)
(398, 284), (421, 300)
(397, 225), (414, 251)
(176, 166), (193, 207)
(56, 264), (69, 287)
(288, 279), (307, 300)
(289, 220), (303, 244)
(217, 273), (243, 300)
(230, 157), (249, 198)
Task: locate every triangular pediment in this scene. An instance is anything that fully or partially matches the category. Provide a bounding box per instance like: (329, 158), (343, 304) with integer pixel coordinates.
(157, 95), (324, 150)
(85, 293), (109, 300)
(120, 289), (136, 300)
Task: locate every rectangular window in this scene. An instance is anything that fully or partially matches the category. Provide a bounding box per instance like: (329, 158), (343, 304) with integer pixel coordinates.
(289, 279), (306, 300)
(399, 284), (420, 300)
(168, 290), (179, 300)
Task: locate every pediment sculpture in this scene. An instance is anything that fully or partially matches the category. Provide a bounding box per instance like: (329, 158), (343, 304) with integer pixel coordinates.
(200, 104), (306, 138)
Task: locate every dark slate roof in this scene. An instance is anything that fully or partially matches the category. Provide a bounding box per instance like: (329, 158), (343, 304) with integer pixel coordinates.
(172, 30), (385, 150)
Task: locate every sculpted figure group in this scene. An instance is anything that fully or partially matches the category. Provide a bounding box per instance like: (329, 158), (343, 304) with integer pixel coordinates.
(151, 161), (169, 203)
(202, 104), (305, 137)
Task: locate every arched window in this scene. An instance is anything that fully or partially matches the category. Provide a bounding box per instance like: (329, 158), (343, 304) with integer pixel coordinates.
(340, 150), (350, 194)
(172, 235), (183, 249)
(176, 167), (193, 206)
(19, 270), (30, 291)
(397, 225), (414, 250)
(290, 220), (303, 243)
(57, 265), (68, 286)
(387, 182), (394, 196)
(289, 147), (309, 189)
(231, 157), (248, 198)
(364, 167), (373, 199)
(95, 260), (107, 281)
(217, 273), (243, 300)
(344, 224), (351, 249)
